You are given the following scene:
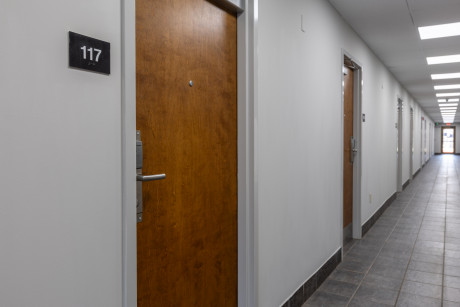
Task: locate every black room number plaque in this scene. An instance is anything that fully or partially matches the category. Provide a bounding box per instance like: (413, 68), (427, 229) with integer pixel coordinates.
(69, 31), (110, 74)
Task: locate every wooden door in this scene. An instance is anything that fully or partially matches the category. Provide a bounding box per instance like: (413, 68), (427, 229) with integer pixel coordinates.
(136, 0), (237, 306)
(343, 67), (354, 229)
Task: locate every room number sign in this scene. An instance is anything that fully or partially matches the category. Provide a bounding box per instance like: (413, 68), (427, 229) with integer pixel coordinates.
(69, 31), (110, 74)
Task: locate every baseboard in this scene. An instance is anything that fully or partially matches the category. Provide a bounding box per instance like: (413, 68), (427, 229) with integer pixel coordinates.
(413, 168), (421, 178)
(402, 179), (410, 190)
(281, 249), (342, 307)
(361, 192), (397, 236)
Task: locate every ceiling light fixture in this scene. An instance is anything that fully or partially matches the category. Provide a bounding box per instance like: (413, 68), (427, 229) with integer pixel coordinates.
(427, 54), (460, 65)
(437, 93), (460, 97)
(419, 22), (460, 40)
(434, 84), (460, 90)
(439, 103), (459, 107)
(432, 72), (460, 80)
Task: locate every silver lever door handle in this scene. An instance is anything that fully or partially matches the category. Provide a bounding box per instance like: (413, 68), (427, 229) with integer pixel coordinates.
(136, 174), (166, 181)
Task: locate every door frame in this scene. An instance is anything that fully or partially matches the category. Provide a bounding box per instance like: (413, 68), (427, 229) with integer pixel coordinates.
(396, 98), (403, 192)
(121, 1), (256, 307)
(441, 126), (456, 154)
(341, 51), (363, 241)
(409, 107), (414, 180)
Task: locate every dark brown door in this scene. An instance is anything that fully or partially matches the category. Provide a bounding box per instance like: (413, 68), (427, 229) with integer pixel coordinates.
(136, 0), (237, 306)
(343, 67), (354, 229)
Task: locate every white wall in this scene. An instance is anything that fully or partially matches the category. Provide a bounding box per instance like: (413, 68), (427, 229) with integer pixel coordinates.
(0, 1), (123, 306)
(255, 0), (433, 305)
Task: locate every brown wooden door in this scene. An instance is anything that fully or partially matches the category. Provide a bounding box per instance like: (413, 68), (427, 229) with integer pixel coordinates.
(343, 67), (354, 229)
(136, 0), (237, 306)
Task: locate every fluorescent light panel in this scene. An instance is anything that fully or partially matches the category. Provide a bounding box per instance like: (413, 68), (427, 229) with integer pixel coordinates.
(439, 103), (459, 107)
(419, 22), (460, 40)
(427, 54), (460, 65)
(435, 84), (460, 90)
(432, 72), (460, 80)
(438, 98), (460, 102)
(437, 93), (460, 97)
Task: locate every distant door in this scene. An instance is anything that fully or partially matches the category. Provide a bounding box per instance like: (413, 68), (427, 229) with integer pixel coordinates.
(343, 66), (354, 230)
(397, 99), (403, 192)
(409, 108), (414, 180)
(442, 127), (455, 154)
(136, 0), (238, 305)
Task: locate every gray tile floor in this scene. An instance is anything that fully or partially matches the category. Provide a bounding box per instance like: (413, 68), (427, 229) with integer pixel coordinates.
(304, 155), (460, 307)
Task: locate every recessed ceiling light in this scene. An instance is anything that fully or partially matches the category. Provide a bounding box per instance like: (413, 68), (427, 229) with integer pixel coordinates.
(440, 106), (457, 109)
(435, 84), (460, 90)
(439, 103), (459, 107)
(427, 54), (460, 65)
(432, 73), (460, 80)
(437, 93), (460, 97)
(448, 98), (460, 102)
(419, 22), (460, 40)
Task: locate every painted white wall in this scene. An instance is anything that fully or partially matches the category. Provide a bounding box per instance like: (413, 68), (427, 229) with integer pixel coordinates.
(255, 0), (434, 305)
(0, 1), (123, 306)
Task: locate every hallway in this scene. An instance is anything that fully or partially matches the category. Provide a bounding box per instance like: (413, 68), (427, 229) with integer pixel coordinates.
(305, 155), (460, 306)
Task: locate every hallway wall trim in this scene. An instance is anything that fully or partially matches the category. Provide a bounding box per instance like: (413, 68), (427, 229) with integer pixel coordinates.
(281, 249), (342, 307)
(362, 192), (397, 236)
(402, 179), (410, 191)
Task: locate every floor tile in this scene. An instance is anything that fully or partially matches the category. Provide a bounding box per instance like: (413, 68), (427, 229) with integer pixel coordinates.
(396, 292), (441, 307)
(445, 275), (460, 289)
(353, 285), (399, 305)
(328, 269), (364, 284)
(361, 273), (403, 291)
(445, 265), (460, 278)
(445, 287), (460, 303)
(408, 260), (443, 274)
(405, 270), (442, 286)
(400, 280), (442, 299)
(337, 258), (372, 273)
(410, 252), (443, 265)
(317, 278), (358, 297)
(443, 301), (460, 307)
(369, 263), (407, 280)
(348, 297), (393, 306)
(303, 291), (348, 307)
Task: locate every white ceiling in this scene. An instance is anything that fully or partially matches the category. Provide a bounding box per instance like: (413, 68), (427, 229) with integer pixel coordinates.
(328, 0), (460, 123)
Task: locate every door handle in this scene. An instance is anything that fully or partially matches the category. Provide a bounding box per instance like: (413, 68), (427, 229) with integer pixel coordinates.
(350, 136), (358, 164)
(136, 174), (166, 181)
(136, 130), (166, 223)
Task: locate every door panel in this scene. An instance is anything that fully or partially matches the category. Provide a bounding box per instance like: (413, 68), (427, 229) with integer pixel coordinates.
(136, 0), (237, 306)
(343, 67), (354, 229)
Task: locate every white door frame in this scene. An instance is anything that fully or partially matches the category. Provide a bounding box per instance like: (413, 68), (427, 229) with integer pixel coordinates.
(120, 0), (256, 306)
(410, 107), (414, 180)
(397, 98), (403, 192)
(341, 51), (363, 241)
